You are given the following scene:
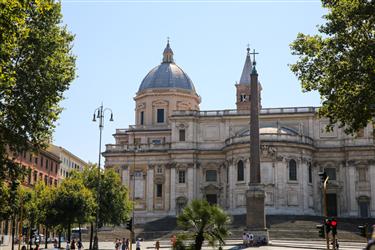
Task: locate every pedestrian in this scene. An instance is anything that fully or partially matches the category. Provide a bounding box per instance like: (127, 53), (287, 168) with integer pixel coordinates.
(53, 238), (58, 249)
(122, 238), (126, 250)
(249, 233), (254, 246)
(125, 238), (129, 250)
(155, 240), (160, 250)
(115, 238), (121, 250)
(71, 239), (76, 250)
(66, 241), (71, 250)
(77, 239), (83, 250)
(242, 233), (247, 247)
(136, 239), (141, 250)
(170, 235), (176, 249)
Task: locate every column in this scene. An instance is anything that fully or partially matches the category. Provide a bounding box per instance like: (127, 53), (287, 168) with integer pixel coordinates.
(146, 166), (154, 212)
(187, 167), (194, 201)
(228, 162), (235, 210)
(170, 167), (176, 213)
(348, 164), (357, 216)
(369, 163), (375, 216)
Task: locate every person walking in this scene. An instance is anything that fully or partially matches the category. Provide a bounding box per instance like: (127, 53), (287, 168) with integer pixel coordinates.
(71, 239), (76, 250)
(77, 239), (83, 250)
(249, 233), (254, 246)
(115, 238), (120, 250)
(136, 239), (141, 250)
(125, 238), (129, 250)
(155, 240), (160, 250)
(122, 238), (126, 250)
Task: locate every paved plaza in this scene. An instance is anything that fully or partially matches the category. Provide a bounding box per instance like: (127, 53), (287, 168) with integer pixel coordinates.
(0, 240), (368, 250)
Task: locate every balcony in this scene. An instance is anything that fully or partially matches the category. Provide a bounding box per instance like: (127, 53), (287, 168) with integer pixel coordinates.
(105, 142), (171, 153)
(172, 107), (318, 117)
(225, 134), (314, 146)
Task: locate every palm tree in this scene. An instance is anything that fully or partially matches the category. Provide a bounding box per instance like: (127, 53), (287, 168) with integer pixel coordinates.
(177, 199), (230, 250)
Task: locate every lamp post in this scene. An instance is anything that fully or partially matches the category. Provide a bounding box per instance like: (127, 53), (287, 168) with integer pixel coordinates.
(92, 103), (113, 250)
(319, 171), (330, 250)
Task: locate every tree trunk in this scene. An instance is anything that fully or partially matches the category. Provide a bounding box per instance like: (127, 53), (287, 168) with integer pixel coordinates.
(89, 222), (93, 250)
(44, 227), (48, 249)
(29, 225), (33, 250)
(194, 231), (204, 250)
(78, 222), (82, 242)
(68, 223), (71, 243)
(11, 217), (15, 250)
(58, 231), (62, 249)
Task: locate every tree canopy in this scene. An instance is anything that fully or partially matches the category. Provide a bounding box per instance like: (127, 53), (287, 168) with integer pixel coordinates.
(290, 0), (375, 133)
(0, 0), (76, 178)
(177, 200), (230, 250)
(70, 165), (132, 227)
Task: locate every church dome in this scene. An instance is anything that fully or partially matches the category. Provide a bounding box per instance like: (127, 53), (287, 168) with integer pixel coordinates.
(138, 42), (196, 93)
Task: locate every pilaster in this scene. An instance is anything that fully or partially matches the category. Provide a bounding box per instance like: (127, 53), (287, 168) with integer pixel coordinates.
(170, 167), (176, 212)
(146, 165), (154, 212)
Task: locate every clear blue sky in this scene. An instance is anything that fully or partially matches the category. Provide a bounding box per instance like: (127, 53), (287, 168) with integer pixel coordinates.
(54, 0), (326, 164)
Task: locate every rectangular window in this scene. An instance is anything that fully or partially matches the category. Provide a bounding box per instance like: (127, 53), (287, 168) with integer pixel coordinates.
(27, 170), (31, 184)
(34, 157), (38, 165)
(41, 157), (44, 167)
(140, 111), (144, 125)
(46, 159), (49, 170)
(308, 164), (312, 183)
(157, 109), (164, 123)
(34, 171), (38, 183)
(325, 167), (336, 181)
(156, 184), (162, 197)
(29, 154), (32, 162)
(152, 139), (162, 145)
(206, 170), (217, 182)
(179, 129), (186, 142)
(178, 170), (186, 183)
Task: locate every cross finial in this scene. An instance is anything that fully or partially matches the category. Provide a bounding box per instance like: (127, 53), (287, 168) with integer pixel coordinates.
(246, 43), (250, 53)
(250, 49), (259, 65)
(167, 36), (170, 44)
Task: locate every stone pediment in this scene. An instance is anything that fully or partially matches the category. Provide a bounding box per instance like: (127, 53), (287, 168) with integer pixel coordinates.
(202, 183), (222, 192)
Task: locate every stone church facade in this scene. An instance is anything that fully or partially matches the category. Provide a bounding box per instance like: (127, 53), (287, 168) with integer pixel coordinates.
(103, 42), (375, 223)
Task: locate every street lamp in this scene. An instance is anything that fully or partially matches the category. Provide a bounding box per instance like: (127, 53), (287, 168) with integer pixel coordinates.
(92, 103), (113, 250)
(318, 171), (330, 250)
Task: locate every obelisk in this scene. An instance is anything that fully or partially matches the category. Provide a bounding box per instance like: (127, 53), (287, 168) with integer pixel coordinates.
(246, 49), (268, 242)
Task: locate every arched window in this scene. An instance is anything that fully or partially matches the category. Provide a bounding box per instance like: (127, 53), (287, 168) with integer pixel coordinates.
(289, 159), (297, 181)
(237, 160), (244, 181)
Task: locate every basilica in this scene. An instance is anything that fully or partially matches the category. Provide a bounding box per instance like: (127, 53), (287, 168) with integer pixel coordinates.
(103, 42), (374, 223)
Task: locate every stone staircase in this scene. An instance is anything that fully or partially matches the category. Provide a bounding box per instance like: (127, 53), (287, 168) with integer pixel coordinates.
(82, 215), (374, 242)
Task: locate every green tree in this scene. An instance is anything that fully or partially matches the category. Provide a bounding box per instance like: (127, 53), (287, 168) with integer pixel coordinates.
(177, 200), (231, 250)
(290, 0), (375, 133)
(70, 165), (132, 249)
(52, 178), (96, 241)
(0, 0), (76, 180)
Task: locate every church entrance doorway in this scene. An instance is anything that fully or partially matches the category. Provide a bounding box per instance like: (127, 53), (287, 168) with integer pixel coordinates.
(206, 194), (217, 205)
(358, 196), (370, 218)
(327, 193), (337, 217)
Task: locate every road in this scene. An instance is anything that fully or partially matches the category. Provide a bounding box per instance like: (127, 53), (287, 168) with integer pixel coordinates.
(0, 239), (368, 250)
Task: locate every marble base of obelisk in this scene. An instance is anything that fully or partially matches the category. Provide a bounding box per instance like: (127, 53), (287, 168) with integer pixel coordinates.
(245, 184), (269, 244)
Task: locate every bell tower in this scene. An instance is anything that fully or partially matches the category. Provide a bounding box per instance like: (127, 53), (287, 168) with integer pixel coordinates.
(236, 47), (261, 111)
(236, 47), (252, 111)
